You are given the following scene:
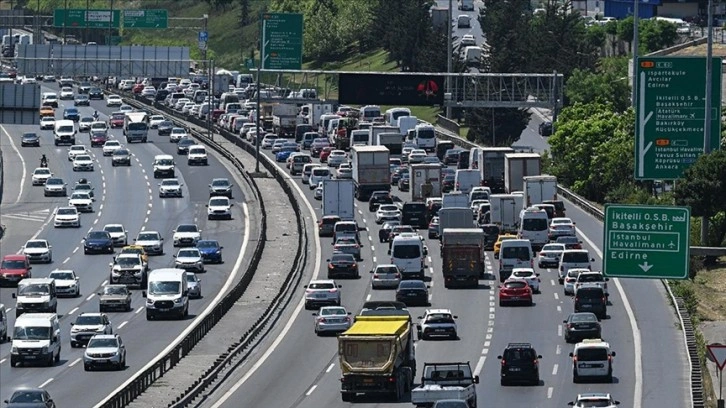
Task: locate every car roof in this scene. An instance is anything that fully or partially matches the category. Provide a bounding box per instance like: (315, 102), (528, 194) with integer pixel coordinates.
(426, 308), (452, 315)
(309, 279), (335, 284)
(574, 338), (610, 349)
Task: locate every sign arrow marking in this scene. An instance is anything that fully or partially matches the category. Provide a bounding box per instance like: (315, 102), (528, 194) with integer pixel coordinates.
(639, 262), (653, 272)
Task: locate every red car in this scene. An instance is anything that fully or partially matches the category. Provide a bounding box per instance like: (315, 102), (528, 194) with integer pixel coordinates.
(319, 147), (333, 162)
(109, 112), (125, 128)
(0, 254), (32, 286)
(132, 83), (144, 94)
(498, 279), (533, 306)
(90, 130), (109, 147)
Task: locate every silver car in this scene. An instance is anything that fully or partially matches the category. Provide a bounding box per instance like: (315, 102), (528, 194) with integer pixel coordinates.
(185, 272), (202, 298)
(313, 306), (352, 335)
(333, 236), (361, 260)
(174, 248), (205, 273)
(537, 243), (565, 268)
(304, 279), (342, 310)
(134, 231), (164, 255)
(70, 312), (112, 348)
(371, 264), (402, 289)
(83, 334), (126, 371)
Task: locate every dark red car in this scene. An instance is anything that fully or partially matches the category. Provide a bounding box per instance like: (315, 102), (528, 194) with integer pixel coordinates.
(0, 254), (32, 286)
(319, 147), (333, 162)
(109, 112), (125, 128)
(498, 279), (533, 306)
(90, 130), (109, 147)
(132, 83), (144, 94)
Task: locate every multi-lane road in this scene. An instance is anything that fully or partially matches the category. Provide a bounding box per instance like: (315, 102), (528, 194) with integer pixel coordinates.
(0, 83), (253, 406)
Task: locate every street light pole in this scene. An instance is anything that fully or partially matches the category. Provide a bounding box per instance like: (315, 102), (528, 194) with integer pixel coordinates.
(702, 0), (714, 246)
(631, 0), (639, 106)
(108, 0), (113, 45)
(202, 14), (208, 74)
(446, 0), (453, 118)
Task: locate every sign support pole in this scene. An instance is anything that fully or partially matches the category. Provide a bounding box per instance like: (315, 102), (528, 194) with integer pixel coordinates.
(701, 0), (714, 247)
(255, 14), (265, 173)
(632, 0), (639, 107)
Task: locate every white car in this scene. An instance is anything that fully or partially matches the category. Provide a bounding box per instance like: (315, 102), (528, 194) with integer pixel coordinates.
(68, 144), (88, 161)
(460, 34), (477, 47)
(510, 268), (541, 293)
(375, 204), (402, 224)
(90, 121), (108, 133)
(574, 270), (609, 296)
(134, 231), (164, 255)
(172, 224), (202, 247)
(314, 182), (323, 200)
(271, 139), (287, 153)
(207, 196), (233, 220)
(187, 145), (208, 166)
(417, 309), (458, 340)
(102, 140), (123, 156)
(106, 95), (123, 107)
(68, 191), (94, 212)
(31, 167), (53, 185)
(549, 217), (576, 240)
(48, 269), (81, 297)
(22, 239), (53, 263)
(159, 178), (183, 198)
(564, 268), (588, 296)
(119, 105), (134, 114)
(149, 115), (165, 128)
(43, 177), (67, 196)
(54, 206), (81, 228)
(304, 279), (342, 309)
(103, 224), (128, 246)
(173, 248), (205, 273)
(59, 87), (74, 100)
(141, 87), (157, 98)
(70, 312), (113, 348)
(261, 135), (278, 149)
(73, 154), (95, 171)
(327, 150), (347, 167)
(170, 127), (188, 143)
(537, 243), (566, 268)
(40, 116), (56, 130)
(313, 306), (352, 335)
(568, 393), (620, 408)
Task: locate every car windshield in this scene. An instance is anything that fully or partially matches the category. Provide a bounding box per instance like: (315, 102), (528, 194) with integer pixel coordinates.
(148, 281), (181, 295)
(571, 313), (598, 323)
(25, 241), (47, 248)
(88, 338), (118, 348)
(331, 254), (354, 262)
(185, 273), (198, 282)
(426, 313), (454, 323)
(35, 169), (51, 175)
(210, 198), (228, 206)
(105, 141), (120, 147)
(112, 113), (124, 120)
(114, 149), (129, 156)
(103, 286), (127, 295)
(177, 225), (198, 232)
(399, 281), (425, 289)
(512, 271), (534, 278)
(18, 283), (49, 295)
(393, 244), (421, 259)
(50, 272), (74, 280)
(564, 252), (591, 263)
(75, 315), (102, 325)
(577, 399), (613, 408)
(375, 266), (399, 274)
(542, 244), (565, 252)
(75, 155), (91, 161)
(212, 179), (229, 187)
(71, 193), (90, 200)
(522, 218), (548, 230)
(2, 260), (26, 269)
(504, 281), (527, 289)
(105, 226), (123, 233)
(501, 246), (530, 260)
(579, 274), (604, 282)
(137, 233), (159, 241)
(88, 232), (109, 240)
(308, 282), (334, 290)
(161, 180), (179, 186)
(197, 241), (218, 248)
(320, 307), (347, 316)
(577, 288), (603, 299)
(116, 257), (140, 267)
(335, 238), (357, 246)
(178, 249), (200, 258)
(57, 208), (77, 215)
(577, 348), (609, 361)
(13, 326), (51, 340)
(379, 205), (398, 212)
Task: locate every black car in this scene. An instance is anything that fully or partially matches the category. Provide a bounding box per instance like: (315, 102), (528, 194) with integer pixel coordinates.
(379, 221), (400, 243)
(401, 202), (428, 229)
(573, 285), (607, 319)
(74, 94), (90, 106)
(457, 150), (470, 169)
(369, 191), (393, 212)
(563, 312), (602, 343)
(398, 174), (410, 191)
(480, 224), (500, 250)
(391, 167), (408, 185)
(88, 87), (104, 100)
(538, 121), (553, 136)
(176, 137), (196, 155)
(436, 140), (455, 160)
(111, 148), (132, 166)
(497, 343), (541, 386)
(556, 235), (582, 250)
(83, 230), (114, 254)
(155, 89), (170, 102)
(443, 149), (463, 165)
(327, 253), (359, 279)
(395, 280), (429, 306)
(157, 120), (174, 136)
(442, 174), (455, 193)
(4, 388), (56, 408)
(21, 132), (40, 147)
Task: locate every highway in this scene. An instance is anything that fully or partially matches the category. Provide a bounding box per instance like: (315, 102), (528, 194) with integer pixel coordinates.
(0, 83), (253, 406)
(181, 107), (691, 408)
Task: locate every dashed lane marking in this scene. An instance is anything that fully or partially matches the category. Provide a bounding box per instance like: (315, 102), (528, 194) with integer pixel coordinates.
(547, 387), (554, 399)
(552, 364), (558, 376)
(326, 363), (334, 373)
(86, 294), (95, 301)
(305, 385), (317, 396)
(68, 307), (78, 315)
(69, 358), (81, 367)
(118, 321), (128, 329)
(38, 378), (53, 388)
(135, 307), (144, 314)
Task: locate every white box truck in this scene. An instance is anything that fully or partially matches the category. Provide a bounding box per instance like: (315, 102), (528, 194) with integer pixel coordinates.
(351, 145), (390, 201)
(397, 116), (418, 136)
(323, 179), (355, 221)
(410, 163), (442, 201)
(454, 169), (482, 194)
(523, 175), (558, 207)
(475, 147), (514, 194)
(504, 153), (541, 193)
(437, 207), (475, 235)
(442, 192), (469, 208)
(489, 193), (524, 233)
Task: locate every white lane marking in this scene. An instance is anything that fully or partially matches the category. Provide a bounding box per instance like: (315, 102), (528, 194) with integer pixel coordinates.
(553, 292), (559, 300)
(547, 387), (554, 398)
(556, 305), (561, 312)
(481, 348), (488, 355)
(0, 358), (6, 364)
(489, 307), (495, 313)
(1, 124), (26, 204)
(550, 279), (555, 286)
(427, 256), (432, 263)
(118, 321), (128, 329)
(326, 363), (334, 373)
(484, 341), (490, 348)
(556, 345), (561, 355)
(557, 325), (562, 337)
(372, 256), (376, 263)
(38, 378), (54, 388)
(146, 209), (151, 215)
(102, 280), (108, 285)
(135, 307), (144, 314)
(73, 247), (79, 254)
(362, 219), (367, 224)
(305, 385), (317, 396)
(63, 257), (70, 264)
(99, 204), (104, 210)
(366, 294), (371, 301)
(69, 358), (81, 367)
(86, 293), (95, 301)
(474, 356), (486, 376)
(552, 363), (558, 375)
(577, 226), (642, 408)
(98, 203), (251, 408)
(68, 307), (79, 315)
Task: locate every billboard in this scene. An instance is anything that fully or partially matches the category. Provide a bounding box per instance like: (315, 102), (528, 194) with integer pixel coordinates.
(338, 73), (445, 106)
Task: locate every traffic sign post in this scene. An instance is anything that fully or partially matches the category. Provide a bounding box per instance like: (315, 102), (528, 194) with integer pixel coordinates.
(635, 56), (722, 180)
(198, 31), (208, 51)
(602, 204), (690, 279)
(122, 9), (168, 29)
(53, 9), (120, 28)
(707, 343), (726, 408)
(261, 13), (303, 70)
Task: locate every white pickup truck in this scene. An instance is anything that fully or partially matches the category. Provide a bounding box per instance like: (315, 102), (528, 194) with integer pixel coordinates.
(411, 362), (479, 408)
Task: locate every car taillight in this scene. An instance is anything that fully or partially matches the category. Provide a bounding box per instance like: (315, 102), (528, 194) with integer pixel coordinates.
(574, 297), (579, 302)
(395, 273), (401, 279)
(319, 318), (327, 323)
(329, 289), (337, 293)
(305, 289), (313, 294)
(500, 359), (506, 366)
(373, 274), (379, 279)
(351, 263), (357, 268)
(602, 296), (607, 303)
(328, 263), (334, 269)
(565, 323), (572, 329)
(388, 376), (396, 382)
(539, 252), (543, 256)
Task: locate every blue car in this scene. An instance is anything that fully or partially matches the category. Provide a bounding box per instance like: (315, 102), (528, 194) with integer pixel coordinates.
(196, 239), (223, 264)
(64, 107), (80, 122)
(276, 147), (297, 162)
(83, 230), (114, 254)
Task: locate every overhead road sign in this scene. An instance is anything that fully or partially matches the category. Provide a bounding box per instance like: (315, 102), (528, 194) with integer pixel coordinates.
(261, 12), (303, 70)
(635, 56), (722, 180)
(122, 9), (168, 29)
(53, 9), (120, 29)
(603, 204), (690, 280)
(339, 73), (446, 106)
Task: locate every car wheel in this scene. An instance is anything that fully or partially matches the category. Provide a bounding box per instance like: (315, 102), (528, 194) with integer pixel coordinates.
(500, 378), (507, 386)
(71, 341), (77, 348)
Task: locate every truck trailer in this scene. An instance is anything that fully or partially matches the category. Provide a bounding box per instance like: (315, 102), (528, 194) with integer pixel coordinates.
(351, 146), (391, 201)
(410, 164), (442, 202)
(504, 153), (541, 193)
(474, 147), (514, 194)
(489, 193), (524, 233)
(440, 228), (486, 287)
(323, 179), (355, 221)
(522, 175), (558, 207)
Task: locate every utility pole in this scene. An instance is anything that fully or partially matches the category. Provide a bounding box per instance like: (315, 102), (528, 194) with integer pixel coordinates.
(108, 0), (113, 45)
(631, 0), (639, 106)
(702, 0), (714, 247)
(86, 0), (90, 44)
(202, 14), (208, 74)
(446, 0), (453, 118)
(208, 60), (214, 142)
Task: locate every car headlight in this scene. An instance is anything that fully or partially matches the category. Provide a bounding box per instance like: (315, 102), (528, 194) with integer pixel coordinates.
(174, 297), (183, 304)
(41, 346), (48, 354)
(11, 346), (17, 353)
(146, 298), (154, 304)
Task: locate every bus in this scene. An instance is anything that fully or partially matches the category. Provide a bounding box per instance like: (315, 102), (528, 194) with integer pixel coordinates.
(123, 111), (149, 143)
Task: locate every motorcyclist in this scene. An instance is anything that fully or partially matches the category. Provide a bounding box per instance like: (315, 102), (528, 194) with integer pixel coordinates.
(93, 110), (99, 121)
(40, 154), (47, 167)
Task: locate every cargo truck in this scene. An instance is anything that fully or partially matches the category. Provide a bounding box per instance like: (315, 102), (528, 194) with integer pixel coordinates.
(504, 153), (541, 193)
(522, 175), (558, 207)
(473, 147), (514, 194)
(377, 132), (403, 155)
(442, 192), (469, 208)
(489, 193), (524, 233)
(410, 164), (442, 201)
(437, 207), (475, 239)
(397, 116), (419, 136)
(334, 117), (359, 151)
(272, 104), (301, 137)
(440, 228), (486, 287)
(351, 146), (391, 201)
(338, 315), (416, 402)
(323, 179), (355, 221)
(370, 125), (400, 146)
(411, 362), (479, 408)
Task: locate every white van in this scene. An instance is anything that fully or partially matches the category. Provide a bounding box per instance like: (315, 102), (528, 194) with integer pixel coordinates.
(302, 163), (321, 184)
(389, 233), (427, 279)
(359, 105), (381, 121)
(570, 339), (615, 383)
(498, 239), (533, 282)
(384, 107), (411, 126)
(319, 114), (340, 134)
(54, 119), (76, 146)
(558, 249), (594, 284)
(519, 207), (549, 250)
(143, 268), (189, 320)
(12, 278), (57, 317)
(10, 313), (61, 367)
(291, 153), (312, 175)
(153, 154), (175, 178)
(309, 167), (332, 189)
(455, 169), (482, 194)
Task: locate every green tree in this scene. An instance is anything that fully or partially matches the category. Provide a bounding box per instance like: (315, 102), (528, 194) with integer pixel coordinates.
(639, 19), (678, 53)
(301, 1), (341, 62)
(238, 0), (250, 26)
(565, 57), (630, 112)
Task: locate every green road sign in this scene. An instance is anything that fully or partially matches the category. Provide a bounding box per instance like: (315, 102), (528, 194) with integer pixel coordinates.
(635, 56), (722, 180)
(603, 204), (690, 279)
(261, 12), (303, 70)
(122, 9), (168, 29)
(54, 9), (120, 29)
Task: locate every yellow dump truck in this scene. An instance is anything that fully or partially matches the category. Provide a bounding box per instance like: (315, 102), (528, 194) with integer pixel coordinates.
(338, 315), (416, 402)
